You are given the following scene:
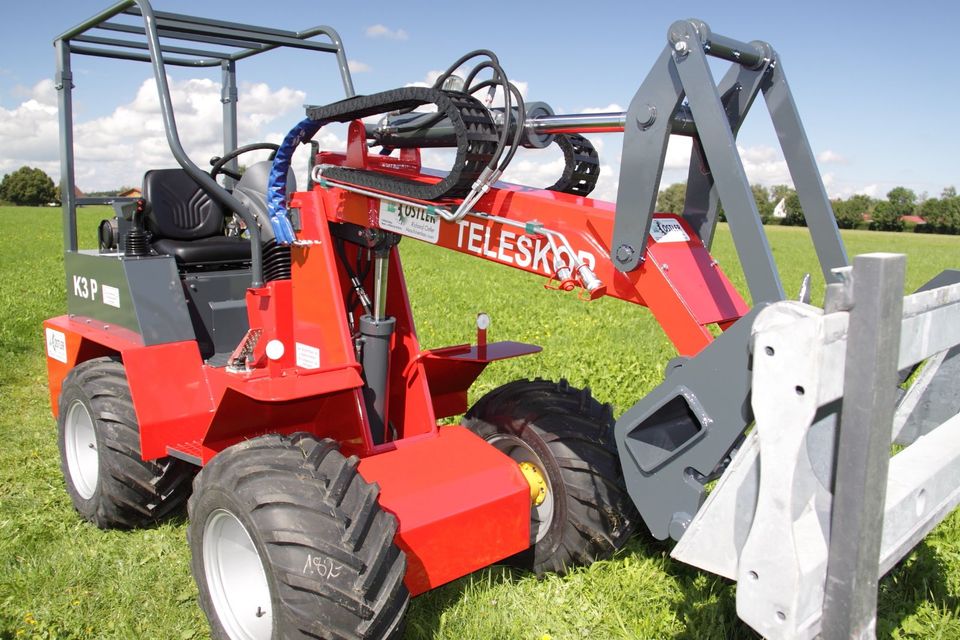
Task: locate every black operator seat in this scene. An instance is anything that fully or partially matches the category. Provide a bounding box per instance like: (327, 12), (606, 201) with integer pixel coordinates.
(142, 168), (251, 268)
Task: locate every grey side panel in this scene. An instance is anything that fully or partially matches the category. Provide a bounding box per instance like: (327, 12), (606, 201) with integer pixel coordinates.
(182, 270), (251, 358)
(65, 250), (194, 345)
(615, 306), (766, 540)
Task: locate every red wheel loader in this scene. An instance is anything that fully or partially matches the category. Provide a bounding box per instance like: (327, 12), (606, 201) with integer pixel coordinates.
(45, 2), (960, 638)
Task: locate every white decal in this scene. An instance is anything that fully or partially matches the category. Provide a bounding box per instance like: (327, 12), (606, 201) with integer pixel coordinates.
(649, 217), (691, 243)
(101, 284), (120, 308)
(378, 200), (440, 243)
(72, 275), (99, 301)
(295, 342), (321, 370)
(454, 220), (597, 275)
(45, 328), (68, 363)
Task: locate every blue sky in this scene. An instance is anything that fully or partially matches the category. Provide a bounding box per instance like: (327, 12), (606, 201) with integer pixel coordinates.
(1, 0), (957, 200)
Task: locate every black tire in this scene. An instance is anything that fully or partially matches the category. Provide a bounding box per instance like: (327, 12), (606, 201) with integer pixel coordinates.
(187, 433), (409, 640)
(463, 378), (638, 575)
(57, 356), (194, 528)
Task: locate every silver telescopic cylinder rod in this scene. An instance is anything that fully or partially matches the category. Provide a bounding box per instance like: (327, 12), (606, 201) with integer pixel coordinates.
(524, 108), (698, 137)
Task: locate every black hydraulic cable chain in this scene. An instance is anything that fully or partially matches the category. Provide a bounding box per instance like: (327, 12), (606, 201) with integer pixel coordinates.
(306, 87), (499, 201)
(547, 133), (600, 197)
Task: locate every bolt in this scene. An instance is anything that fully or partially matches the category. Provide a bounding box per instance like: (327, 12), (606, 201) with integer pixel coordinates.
(635, 105), (657, 129)
(256, 606), (265, 618)
(615, 244), (635, 263)
(662, 263), (670, 272)
(674, 40), (688, 54)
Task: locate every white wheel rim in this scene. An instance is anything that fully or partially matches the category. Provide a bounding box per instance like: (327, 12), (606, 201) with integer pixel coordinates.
(203, 509), (273, 640)
(487, 435), (555, 543)
(64, 399), (99, 499)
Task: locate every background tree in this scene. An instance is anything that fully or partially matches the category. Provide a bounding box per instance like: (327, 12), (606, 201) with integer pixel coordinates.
(870, 200), (904, 232)
(751, 184), (773, 223)
(656, 182), (686, 213)
(866, 187), (914, 232)
(770, 184), (793, 203)
(0, 166), (57, 206)
(833, 194), (872, 229)
(920, 195), (960, 232)
(886, 186), (917, 217)
(942, 186), (957, 199)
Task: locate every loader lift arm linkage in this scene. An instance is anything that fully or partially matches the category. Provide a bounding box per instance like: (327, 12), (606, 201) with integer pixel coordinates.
(266, 16), (852, 545)
(46, 2), (960, 639)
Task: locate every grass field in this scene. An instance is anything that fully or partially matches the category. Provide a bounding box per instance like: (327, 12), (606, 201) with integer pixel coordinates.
(1, 205), (959, 639)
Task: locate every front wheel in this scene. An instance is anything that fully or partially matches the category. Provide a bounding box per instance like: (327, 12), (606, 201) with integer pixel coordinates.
(187, 433), (408, 640)
(463, 379), (638, 575)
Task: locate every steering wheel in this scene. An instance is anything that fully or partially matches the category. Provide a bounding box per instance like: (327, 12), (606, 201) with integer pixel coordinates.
(209, 142), (281, 181)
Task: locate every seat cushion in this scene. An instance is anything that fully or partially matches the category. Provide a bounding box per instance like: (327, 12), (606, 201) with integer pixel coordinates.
(152, 236), (251, 266)
(143, 168), (225, 240)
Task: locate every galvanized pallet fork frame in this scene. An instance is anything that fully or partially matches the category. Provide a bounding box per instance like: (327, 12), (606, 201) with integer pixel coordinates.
(672, 255), (960, 639)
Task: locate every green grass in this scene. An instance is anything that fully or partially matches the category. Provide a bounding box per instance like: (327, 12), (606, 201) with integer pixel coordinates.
(1, 206), (959, 639)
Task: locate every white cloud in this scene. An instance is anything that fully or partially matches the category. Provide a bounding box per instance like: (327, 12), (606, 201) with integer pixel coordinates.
(817, 149), (846, 164)
(0, 77), (310, 191)
(737, 144), (791, 185)
(581, 103), (624, 114)
(365, 24), (408, 40)
(406, 70), (445, 88)
(0, 81), (60, 177)
(348, 60), (372, 73)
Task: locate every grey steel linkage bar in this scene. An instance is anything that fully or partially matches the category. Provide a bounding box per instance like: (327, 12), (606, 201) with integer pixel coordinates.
(133, 0), (265, 286)
(678, 19), (768, 69)
(56, 39), (78, 253)
(821, 253), (906, 640)
(69, 45), (220, 67)
(74, 34), (233, 60)
(672, 21), (784, 303)
(611, 47), (685, 273)
(763, 60), (848, 284)
(682, 62), (769, 249)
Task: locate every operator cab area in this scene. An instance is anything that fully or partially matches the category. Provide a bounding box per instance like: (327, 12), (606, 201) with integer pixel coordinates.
(55, 4), (355, 365)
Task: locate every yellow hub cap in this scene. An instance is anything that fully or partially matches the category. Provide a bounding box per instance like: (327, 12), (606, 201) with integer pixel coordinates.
(519, 461), (548, 506)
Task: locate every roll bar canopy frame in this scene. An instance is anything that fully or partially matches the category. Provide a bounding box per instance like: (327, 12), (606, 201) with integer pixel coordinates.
(54, 0), (356, 287)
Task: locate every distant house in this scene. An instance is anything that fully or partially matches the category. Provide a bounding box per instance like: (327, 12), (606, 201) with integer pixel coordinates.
(74, 186), (86, 199)
(772, 198), (787, 218)
(118, 187), (142, 198)
(861, 213), (925, 224)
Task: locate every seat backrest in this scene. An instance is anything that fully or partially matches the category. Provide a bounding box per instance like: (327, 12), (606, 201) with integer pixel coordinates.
(142, 169), (224, 240)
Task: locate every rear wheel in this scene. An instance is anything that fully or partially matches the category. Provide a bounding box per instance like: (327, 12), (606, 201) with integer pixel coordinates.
(57, 357), (193, 528)
(463, 378), (638, 574)
(187, 433), (409, 640)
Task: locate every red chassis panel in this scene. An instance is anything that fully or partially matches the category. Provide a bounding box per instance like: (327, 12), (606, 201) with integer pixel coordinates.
(359, 426), (530, 595)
